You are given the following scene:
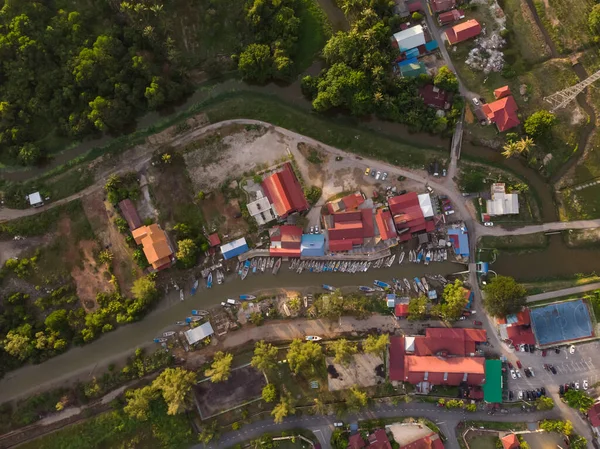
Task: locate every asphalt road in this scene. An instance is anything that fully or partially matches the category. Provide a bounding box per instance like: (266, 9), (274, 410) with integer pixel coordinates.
(198, 402), (559, 449)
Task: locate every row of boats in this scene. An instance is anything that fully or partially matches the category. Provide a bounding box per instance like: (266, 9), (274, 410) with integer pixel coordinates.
(405, 248), (448, 265)
(237, 257), (282, 279)
(323, 273), (450, 296)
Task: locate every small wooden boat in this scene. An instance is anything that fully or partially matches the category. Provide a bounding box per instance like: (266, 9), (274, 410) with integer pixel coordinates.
(191, 280), (199, 296)
(180, 290), (184, 301)
(322, 284), (336, 292)
(386, 254), (396, 267)
(421, 277), (429, 292)
(163, 331), (176, 337)
(424, 251), (431, 266)
(374, 280), (391, 290)
(403, 278), (411, 291)
(175, 321), (186, 326)
(305, 336), (322, 341)
(398, 252), (405, 265)
(206, 272), (213, 289)
(186, 316), (202, 323)
(217, 271), (224, 284)
(154, 338), (167, 343)
(409, 250), (415, 263)
(416, 250), (424, 264)
(240, 294), (256, 301)
(359, 286), (375, 293)
(272, 258), (282, 275)
(192, 309), (209, 316)
(414, 277), (426, 293)
(241, 260), (251, 280)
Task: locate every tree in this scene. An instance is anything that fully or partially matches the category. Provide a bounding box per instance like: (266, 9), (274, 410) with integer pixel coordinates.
(198, 420), (219, 444)
(331, 429), (349, 449)
(154, 368), (197, 415)
(434, 66), (459, 93)
(238, 44), (274, 83)
(408, 295), (429, 321)
(516, 136), (535, 154)
(412, 11), (423, 21)
(205, 351), (233, 383)
(124, 385), (158, 420)
(312, 397), (330, 415)
(98, 249), (114, 265)
(524, 110), (556, 138)
(251, 341), (279, 373)
(482, 276), (526, 317)
(466, 403), (477, 412)
(262, 383), (277, 403)
(569, 435), (587, 449)
(362, 334), (389, 357)
(441, 279), (469, 321)
(271, 393), (295, 423)
(176, 238), (199, 268)
(564, 389), (595, 413)
(540, 419), (572, 436)
(44, 309), (70, 334)
(286, 339), (323, 375)
(590, 4), (600, 34)
(346, 386), (368, 411)
(502, 141), (522, 158)
(18, 143), (42, 165)
(329, 339), (358, 366)
(249, 312), (264, 326)
(3, 324), (33, 361)
(535, 396), (554, 410)
(131, 277), (158, 305)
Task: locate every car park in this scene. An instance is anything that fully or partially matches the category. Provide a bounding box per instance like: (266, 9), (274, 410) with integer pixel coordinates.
(583, 380), (589, 390)
(381, 172), (388, 181)
(364, 168), (371, 176)
(510, 369), (516, 379)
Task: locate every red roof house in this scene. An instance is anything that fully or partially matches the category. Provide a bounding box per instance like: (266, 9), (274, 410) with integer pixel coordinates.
(500, 434), (520, 449)
(208, 233), (221, 247)
(482, 96), (520, 132)
(262, 163), (309, 218)
(438, 9), (463, 25)
(418, 84), (450, 109)
(588, 402), (600, 427)
(494, 85), (511, 100)
(367, 429), (392, 449)
(376, 209), (397, 241)
(431, 0), (456, 13)
(395, 303), (409, 318)
(269, 225), (302, 257)
(388, 192), (434, 242)
(327, 192), (365, 213)
(118, 199), (142, 231)
(445, 19), (482, 45)
(327, 209), (375, 252)
(401, 432), (445, 449)
(497, 309), (535, 345)
(349, 434), (367, 449)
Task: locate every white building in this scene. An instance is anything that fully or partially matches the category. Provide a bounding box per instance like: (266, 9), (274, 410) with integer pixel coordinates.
(246, 191), (276, 226)
(184, 322), (214, 345)
(417, 193), (434, 218)
(393, 25), (426, 51)
(27, 192), (43, 208)
(486, 183), (519, 216)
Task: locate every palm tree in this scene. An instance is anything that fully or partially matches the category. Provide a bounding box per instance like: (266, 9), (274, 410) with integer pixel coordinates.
(516, 136), (535, 155)
(501, 141), (520, 158)
(312, 398), (329, 415)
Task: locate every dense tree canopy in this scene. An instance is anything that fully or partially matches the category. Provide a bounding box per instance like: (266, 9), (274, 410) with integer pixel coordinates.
(362, 333), (389, 357)
(329, 338), (357, 366)
(286, 339), (323, 374)
(482, 276), (526, 317)
(251, 340), (279, 373)
(589, 4), (600, 34)
(205, 351), (233, 382)
(408, 295), (429, 321)
(439, 279), (469, 321)
(523, 110), (556, 138)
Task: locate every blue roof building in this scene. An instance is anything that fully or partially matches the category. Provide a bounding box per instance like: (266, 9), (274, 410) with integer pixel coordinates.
(447, 227), (469, 257)
(300, 234), (325, 257)
(386, 293), (396, 308)
(220, 237), (249, 260)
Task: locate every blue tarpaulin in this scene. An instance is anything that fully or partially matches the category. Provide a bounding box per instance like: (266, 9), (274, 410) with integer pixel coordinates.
(398, 57), (418, 67)
(405, 48), (420, 58)
(425, 40), (439, 51)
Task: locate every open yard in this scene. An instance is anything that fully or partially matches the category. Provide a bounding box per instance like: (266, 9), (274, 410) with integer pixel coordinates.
(326, 353), (385, 391)
(465, 432), (498, 449)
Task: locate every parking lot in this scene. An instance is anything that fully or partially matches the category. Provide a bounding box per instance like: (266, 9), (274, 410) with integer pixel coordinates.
(505, 340), (600, 400)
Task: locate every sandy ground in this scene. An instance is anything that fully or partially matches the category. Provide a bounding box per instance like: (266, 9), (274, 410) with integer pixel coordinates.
(326, 353), (384, 391)
(388, 423), (437, 446)
(71, 240), (112, 312)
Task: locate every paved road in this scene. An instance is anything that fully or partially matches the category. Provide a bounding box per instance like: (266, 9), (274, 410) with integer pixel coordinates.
(527, 282), (600, 303)
(197, 402), (558, 449)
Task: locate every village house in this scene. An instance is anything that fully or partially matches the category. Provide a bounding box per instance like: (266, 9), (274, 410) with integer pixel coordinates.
(261, 162), (309, 219)
(388, 192), (435, 242)
(418, 84), (451, 110)
(132, 224), (176, 271)
(482, 86), (520, 132)
(445, 19), (482, 45)
(486, 183), (519, 216)
(430, 0), (456, 13)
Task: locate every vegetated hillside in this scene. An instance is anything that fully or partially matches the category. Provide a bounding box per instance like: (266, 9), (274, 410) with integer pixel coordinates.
(0, 0), (324, 167)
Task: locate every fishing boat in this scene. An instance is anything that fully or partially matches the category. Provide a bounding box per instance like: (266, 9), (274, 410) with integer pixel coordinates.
(374, 280), (391, 289)
(386, 254), (396, 267)
(186, 316), (202, 324)
(412, 279), (419, 293)
(305, 336), (322, 341)
(272, 258), (282, 275)
(163, 331), (176, 337)
(416, 250), (424, 264)
(175, 321), (186, 326)
(241, 260), (251, 280)
(398, 252), (405, 265)
(190, 279), (199, 296)
(408, 250), (414, 263)
(240, 294), (256, 301)
(154, 338), (167, 343)
(217, 271), (224, 284)
(444, 250), (448, 261)
(359, 286), (376, 293)
(192, 309), (209, 316)
(322, 284), (336, 292)
(424, 250), (431, 266)
(207, 272), (213, 289)
(414, 277), (425, 293)
(179, 289), (184, 301)
(421, 277), (429, 292)
(403, 278), (412, 291)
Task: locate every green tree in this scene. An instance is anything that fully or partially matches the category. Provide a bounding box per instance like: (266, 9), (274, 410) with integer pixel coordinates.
(198, 420), (219, 444)
(329, 338), (358, 366)
(362, 334), (389, 357)
(312, 397), (330, 415)
(262, 383), (277, 403)
(466, 403), (477, 412)
(249, 312), (264, 326)
(516, 136), (535, 154)
(98, 249), (114, 265)
(176, 238), (199, 268)
(153, 367), (197, 415)
(540, 419), (573, 436)
(569, 435), (587, 449)
(412, 11), (423, 21)
(346, 386), (368, 411)
(18, 143), (42, 165)
(238, 44), (274, 83)
(131, 276), (159, 306)
(564, 389), (594, 413)
(524, 110), (556, 138)
(590, 4), (600, 34)
(3, 324), (33, 361)
(408, 295), (429, 321)
(44, 309), (70, 334)
(286, 339), (323, 374)
(434, 66), (459, 93)
(482, 276), (526, 317)
(441, 279), (468, 321)
(331, 429), (349, 449)
(502, 141), (522, 158)
(271, 393), (295, 423)
(535, 396), (554, 410)
(251, 341), (279, 373)
(205, 351), (233, 382)
(124, 385), (158, 420)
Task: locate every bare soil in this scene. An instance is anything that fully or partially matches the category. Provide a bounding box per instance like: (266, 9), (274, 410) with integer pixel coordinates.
(200, 191), (247, 238)
(71, 240), (112, 312)
(0, 236), (51, 266)
(326, 353), (385, 391)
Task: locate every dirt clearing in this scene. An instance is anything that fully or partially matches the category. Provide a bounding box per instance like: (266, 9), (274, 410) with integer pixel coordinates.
(326, 353), (385, 391)
(71, 240), (113, 312)
(200, 191), (247, 238)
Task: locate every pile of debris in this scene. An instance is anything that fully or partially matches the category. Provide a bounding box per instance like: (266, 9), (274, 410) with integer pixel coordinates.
(465, 32), (506, 74)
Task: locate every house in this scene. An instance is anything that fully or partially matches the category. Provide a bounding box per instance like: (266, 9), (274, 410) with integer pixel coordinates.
(118, 199), (142, 230)
(482, 96), (520, 132)
(27, 192), (43, 208)
(347, 429), (392, 449)
(393, 25), (426, 51)
(208, 233), (221, 247)
(348, 433), (367, 449)
(269, 225), (302, 258)
(431, 0), (456, 13)
(494, 85), (512, 100)
(447, 226), (469, 258)
(389, 329), (487, 389)
(220, 237), (249, 260)
(486, 183), (519, 216)
(261, 163), (309, 219)
(500, 433), (520, 449)
(387, 423), (445, 449)
(588, 402), (600, 435)
(184, 321), (214, 346)
(438, 9), (464, 25)
(419, 85), (450, 110)
(301, 233), (325, 257)
(497, 309), (536, 346)
(388, 192), (435, 242)
(375, 209), (397, 242)
(326, 209), (375, 252)
(395, 303), (409, 318)
(132, 224), (175, 271)
(246, 193), (277, 225)
(327, 192), (365, 214)
(445, 19), (482, 45)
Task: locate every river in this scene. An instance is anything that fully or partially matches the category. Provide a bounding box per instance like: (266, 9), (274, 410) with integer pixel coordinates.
(0, 260), (461, 401)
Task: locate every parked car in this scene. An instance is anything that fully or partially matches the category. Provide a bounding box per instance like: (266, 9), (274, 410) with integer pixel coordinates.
(540, 387), (546, 396)
(483, 222), (494, 227)
(510, 369), (516, 380)
(508, 362), (513, 369)
(509, 390), (514, 400)
(426, 186), (434, 193)
(516, 360), (522, 368)
(559, 385), (564, 395)
(444, 210), (455, 216)
(381, 172), (388, 181)
(515, 370), (521, 378)
(524, 369), (531, 378)
(442, 168), (447, 177)
(528, 367), (535, 377)
(518, 391), (523, 400)
(583, 380), (589, 390)
(334, 422), (344, 428)
(474, 320), (482, 326)
(529, 344), (536, 353)
(542, 350), (547, 357)
(459, 316), (466, 321)
(472, 98), (480, 106)
(370, 169), (376, 177)
(375, 171), (381, 180)
(575, 382), (580, 390)
(569, 345), (575, 354)
(550, 366), (557, 375)
(564, 384), (569, 393)
(364, 167), (371, 176)
(555, 348), (561, 354)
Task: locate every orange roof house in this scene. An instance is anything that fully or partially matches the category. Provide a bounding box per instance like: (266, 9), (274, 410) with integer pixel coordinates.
(494, 85), (511, 100)
(132, 224), (175, 271)
(500, 434), (520, 449)
(445, 19), (481, 45)
(482, 96), (520, 132)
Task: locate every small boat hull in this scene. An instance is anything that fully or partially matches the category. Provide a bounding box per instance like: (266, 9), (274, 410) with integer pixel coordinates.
(374, 280), (391, 289)
(305, 336), (322, 341)
(322, 284), (336, 292)
(240, 294), (256, 301)
(154, 338), (167, 343)
(359, 286), (375, 293)
(163, 331), (176, 337)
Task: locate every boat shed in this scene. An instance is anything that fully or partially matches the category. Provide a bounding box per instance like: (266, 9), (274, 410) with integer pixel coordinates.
(300, 234), (325, 257)
(184, 322), (214, 345)
(220, 237), (249, 260)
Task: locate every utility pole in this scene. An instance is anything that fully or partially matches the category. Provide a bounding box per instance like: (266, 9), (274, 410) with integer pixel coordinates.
(543, 69), (600, 112)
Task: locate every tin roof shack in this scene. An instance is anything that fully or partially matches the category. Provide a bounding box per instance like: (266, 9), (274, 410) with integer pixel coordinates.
(431, 0), (456, 13)
(301, 233), (325, 257)
(486, 183), (519, 216)
(27, 192), (44, 208)
(447, 225), (469, 258)
(438, 9), (464, 25)
(184, 321), (214, 345)
(388, 192), (435, 242)
(132, 224), (175, 271)
(220, 237), (249, 260)
(261, 163), (309, 219)
(393, 25), (426, 52)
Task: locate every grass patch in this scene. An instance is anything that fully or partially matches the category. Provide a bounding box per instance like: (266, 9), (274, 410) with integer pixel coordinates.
(538, 0), (596, 54)
(479, 233), (548, 252)
(466, 433), (498, 449)
(465, 420), (526, 431)
(295, 0), (331, 72)
(429, 385), (458, 397)
(523, 274), (600, 295)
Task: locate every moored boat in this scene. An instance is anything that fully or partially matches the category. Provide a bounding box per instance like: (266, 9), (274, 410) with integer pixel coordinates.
(398, 252), (405, 265)
(186, 316), (202, 323)
(374, 280), (391, 289)
(163, 331), (175, 337)
(180, 289), (184, 301)
(175, 321), (186, 326)
(241, 260), (251, 280)
(192, 309), (209, 316)
(403, 278), (411, 291)
(240, 294), (256, 301)
(386, 254), (396, 267)
(191, 279), (199, 296)
(424, 251), (431, 266)
(421, 277), (429, 292)
(272, 258), (282, 275)
(207, 272), (213, 289)
(414, 277), (425, 293)
(305, 336), (322, 341)
(416, 250), (424, 264)
(217, 271), (224, 284)
(154, 338), (167, 343)
(359, 286), (375, 293)
(322, 284), (336, 292)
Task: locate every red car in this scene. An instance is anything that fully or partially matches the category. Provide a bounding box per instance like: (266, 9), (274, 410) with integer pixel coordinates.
(516, 360), (522, 369)
(508, 362), (513, 369)
(474, 320), (482, 326)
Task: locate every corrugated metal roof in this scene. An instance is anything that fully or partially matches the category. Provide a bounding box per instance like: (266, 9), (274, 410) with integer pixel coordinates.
(483, 359), (502, 403)
(185, 322), (214, 345)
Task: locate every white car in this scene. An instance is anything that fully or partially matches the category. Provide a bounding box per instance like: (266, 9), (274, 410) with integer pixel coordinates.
(484, 222), (494, 227)
(382, 172), (388, 181)
(472, 98), (480, 106)
(459, 316), (466, 320)
(510, 369), (516, 380)
(583, 380), (589, 390)
(518, 391), (523, 400)
(516, 370), (521, 378)
(519, 344), (526, 352)
(569, 345), (575, 354)
(575, 382), (580, 390)
(375, 171), (381, 180)
(528, 367), (535, 377)
(310, 226), (315, 233)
